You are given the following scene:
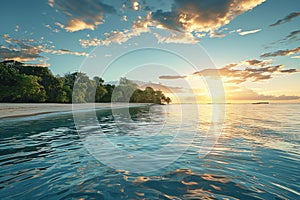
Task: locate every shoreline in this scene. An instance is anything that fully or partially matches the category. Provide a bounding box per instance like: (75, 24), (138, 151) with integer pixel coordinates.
(0, 103), (152, 119)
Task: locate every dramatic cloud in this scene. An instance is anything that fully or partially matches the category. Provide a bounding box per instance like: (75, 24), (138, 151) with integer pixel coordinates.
(0, 34), (89, 66)
(261, 46), (300, 57)
(49, 0), (116, 32)
(159, 59), (300, 84)
(270, 11), (300, 27)
(77, 0), (265, 45)
(151, 0), (265, 33)
(239, 29), (261, 36)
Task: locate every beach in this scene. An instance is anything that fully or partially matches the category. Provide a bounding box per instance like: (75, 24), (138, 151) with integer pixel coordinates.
(0, 103), (150, 119)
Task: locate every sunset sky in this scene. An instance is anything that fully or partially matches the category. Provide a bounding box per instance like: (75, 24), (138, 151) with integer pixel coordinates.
(1, 0), (300, 103)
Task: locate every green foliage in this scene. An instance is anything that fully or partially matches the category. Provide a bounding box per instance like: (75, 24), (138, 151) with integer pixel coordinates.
(0, 62), (171, 104)
(0, 64), (46, 102)
(114, 78), (168, 104)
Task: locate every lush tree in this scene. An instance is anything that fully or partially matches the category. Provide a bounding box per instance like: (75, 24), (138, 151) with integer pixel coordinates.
(100, 84), (115, 102)
(113, 77), (138, 102)
(0, 64), (46, 102)
(94, 77), (108, 102)
(0, 61), (171, 104)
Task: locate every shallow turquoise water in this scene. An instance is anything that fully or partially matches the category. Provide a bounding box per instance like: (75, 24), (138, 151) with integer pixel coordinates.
(0, 104), (299, 199)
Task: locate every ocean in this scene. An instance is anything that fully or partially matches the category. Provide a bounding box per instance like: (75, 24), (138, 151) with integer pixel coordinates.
(0, 104), (299, 199)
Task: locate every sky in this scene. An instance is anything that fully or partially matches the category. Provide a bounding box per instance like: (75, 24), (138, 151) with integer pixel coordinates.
(0, 0), (300, 103)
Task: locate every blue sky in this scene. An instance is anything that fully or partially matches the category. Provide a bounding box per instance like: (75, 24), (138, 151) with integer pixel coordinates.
(1, 0), (300, 102)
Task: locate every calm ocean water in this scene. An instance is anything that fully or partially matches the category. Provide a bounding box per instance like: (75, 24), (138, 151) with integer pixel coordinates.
(0, 104), (299, 199)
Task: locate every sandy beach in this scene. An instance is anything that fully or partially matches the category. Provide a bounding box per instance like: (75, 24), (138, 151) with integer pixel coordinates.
(0, 103), (151, 119)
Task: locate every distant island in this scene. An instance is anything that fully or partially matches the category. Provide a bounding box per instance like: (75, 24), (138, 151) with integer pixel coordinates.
(252, 102), (269, 104)
(0, 60), (171, 104)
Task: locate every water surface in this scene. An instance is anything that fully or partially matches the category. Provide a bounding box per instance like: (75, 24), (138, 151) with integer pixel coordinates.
(0, 104), (299, 199)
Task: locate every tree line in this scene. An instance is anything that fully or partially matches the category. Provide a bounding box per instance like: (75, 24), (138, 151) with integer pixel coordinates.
(0, 61), (171, 104)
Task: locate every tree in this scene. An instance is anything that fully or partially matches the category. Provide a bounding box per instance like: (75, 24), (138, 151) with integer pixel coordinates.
(165, 97), (172, 104)
(0, 61), (172, 104)
(100, 84), (115, 102)
(0, 63), (46, 102)
(94, 77), (107, 102)
(113, 77), (138, 102)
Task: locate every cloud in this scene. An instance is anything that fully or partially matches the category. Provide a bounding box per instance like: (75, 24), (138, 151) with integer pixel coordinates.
(159, 75), (187, 80)
(227, 87), (300, 101)
(265, 30), (300, 48)
(159, 59), (300, 83)
(154, 32), (200, 44)
(49, 0), (116, 32)
(48, 0), (54, 7)
(238, 29), (261, 36)
(55, 22), (65, 29)
(138, 83), (185, 93)
(79, 27), (149, 47)
(122, 15), (127, 22)
(79, 14), (152, 47)
(244, 59), (272, 66)
(0, 45), (42, 62)
(79, 38), (101, 48)
(261, 46), (300, 57)
(280, 69), (299, 73)
(229, 29), (242, 34)
(1, 35), (43, 62)
(15, 25), (19, 32)
(65, 19), (96, 32)
(280, 30), (300, 43)
(102, 28), (150, 46)
(42, 48), (89, 57)
(270, 11), (300, 27)
(132, 1), (140, 11)
(0, 34), (89, 66)
(78, 0), (265, 45)
(210, 31), (226, 38)
(151, 0), (265, 33)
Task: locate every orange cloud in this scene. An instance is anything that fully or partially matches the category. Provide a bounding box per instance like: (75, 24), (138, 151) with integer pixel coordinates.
(0, 35), (89, 66)
(159, 59), (300, 84)
(151, 0), (265, 33)
(261, 46), (300, 57)
(65, 18), (97, 32)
